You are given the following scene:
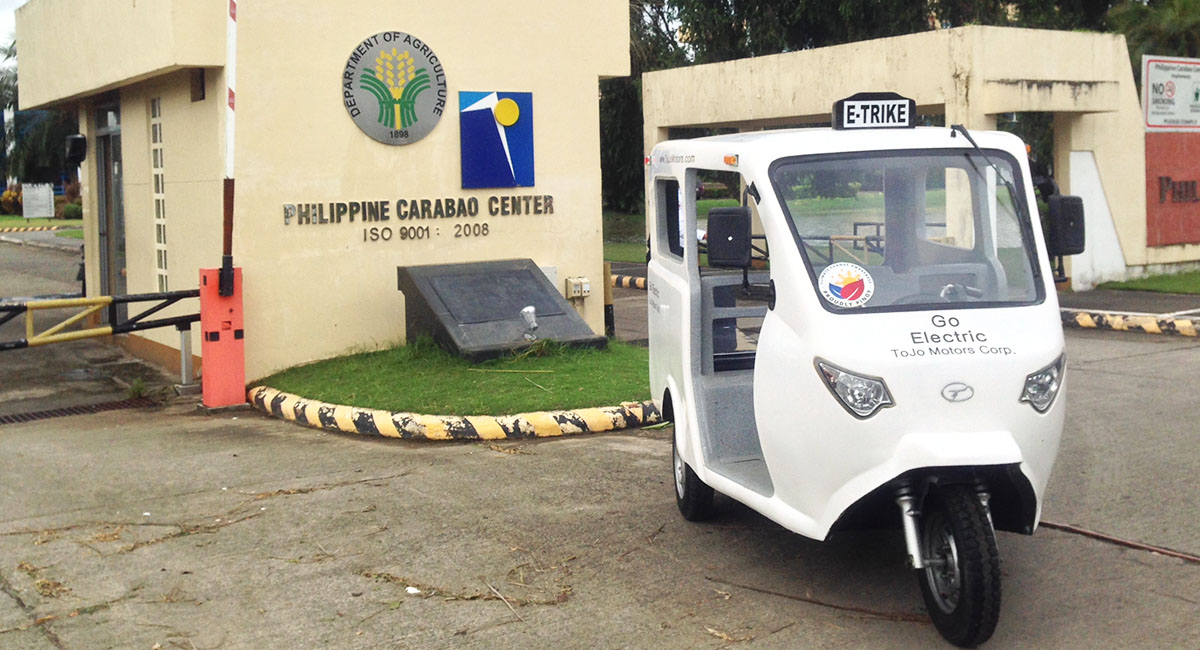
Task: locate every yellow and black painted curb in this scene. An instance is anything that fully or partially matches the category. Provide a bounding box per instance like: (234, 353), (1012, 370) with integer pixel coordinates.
(1060, 309), (1198, 337)
(248, 386), (662, 441)
(610, 275), (647, 290)
(0, 226), (63, 233)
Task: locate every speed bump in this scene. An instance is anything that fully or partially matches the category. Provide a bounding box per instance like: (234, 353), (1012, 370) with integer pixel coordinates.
(0, 226), (63, 233)
(1060, 309), (1199, 337)
(248, 386), (662, 441)
(611, 275), (647, 290)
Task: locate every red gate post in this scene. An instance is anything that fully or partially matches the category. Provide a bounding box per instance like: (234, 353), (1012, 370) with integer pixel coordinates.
(199, 267), (245, 407)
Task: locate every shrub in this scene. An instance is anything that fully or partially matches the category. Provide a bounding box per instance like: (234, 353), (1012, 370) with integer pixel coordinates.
(61, 202), (83, 220)
(699, 182), (731, 200)
(63, 180), (81, 203)
(1, 186), (22, 216)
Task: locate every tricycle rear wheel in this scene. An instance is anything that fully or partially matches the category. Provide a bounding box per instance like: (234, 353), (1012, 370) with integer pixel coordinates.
(673, 434), (714, 521)
(917, 485), (1001, 648)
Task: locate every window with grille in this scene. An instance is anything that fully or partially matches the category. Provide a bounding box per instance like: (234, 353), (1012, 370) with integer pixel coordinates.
(149, 97), (168, 291)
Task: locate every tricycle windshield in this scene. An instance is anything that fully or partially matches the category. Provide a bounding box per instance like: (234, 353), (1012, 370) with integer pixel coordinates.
(771, 149), (1043, 313)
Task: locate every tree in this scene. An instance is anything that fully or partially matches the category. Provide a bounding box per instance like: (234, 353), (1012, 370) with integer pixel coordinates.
(9, 110), (78, 183)
(0, 38), (15, 175)
(600, 1), (686, 213)
(672, 0), (1116, 63)
(598, 1), (1124, 211)
(1, 38), (78, 184)
(674, 0), (933, 62)
(1109, 0), (1200, 81)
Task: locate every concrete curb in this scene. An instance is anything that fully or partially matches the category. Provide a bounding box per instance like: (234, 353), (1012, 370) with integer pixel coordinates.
(611, 275), (646, 290)
(1060, 309), (1199, 337)
(248, 385), (662, 441)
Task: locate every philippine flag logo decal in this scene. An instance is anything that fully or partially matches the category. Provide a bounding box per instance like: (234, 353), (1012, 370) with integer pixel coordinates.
(818, 262), (875, 308)
(459, 91), (534, 189)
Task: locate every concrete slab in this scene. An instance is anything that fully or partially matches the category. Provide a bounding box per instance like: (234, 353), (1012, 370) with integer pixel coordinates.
(1047, 329), (1200, 553)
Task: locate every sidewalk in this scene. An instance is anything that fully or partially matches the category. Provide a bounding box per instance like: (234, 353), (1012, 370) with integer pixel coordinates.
(0, 228), (84, 253)
(1057, 288), (1200, 317)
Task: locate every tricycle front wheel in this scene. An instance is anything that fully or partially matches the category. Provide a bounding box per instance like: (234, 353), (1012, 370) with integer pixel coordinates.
(917, 485), (1001, 648)
(672, 434), (714, 521)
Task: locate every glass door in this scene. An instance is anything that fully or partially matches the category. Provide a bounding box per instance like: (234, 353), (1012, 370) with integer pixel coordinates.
(95, 103), (125, 321)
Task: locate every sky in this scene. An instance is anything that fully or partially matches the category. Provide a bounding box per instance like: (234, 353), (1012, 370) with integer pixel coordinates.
(0, 0), (24, 47)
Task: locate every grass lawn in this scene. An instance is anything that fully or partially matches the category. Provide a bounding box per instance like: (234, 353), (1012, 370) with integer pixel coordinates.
(1098, 270), (1200, 294)
(0, 215), (60, 228)
(256, 338), (651, 416)
(604, 241), (647, 264)
(55, 229), (84, 240)
(602, 211), (647, 243)
(0, 215), (83, 231)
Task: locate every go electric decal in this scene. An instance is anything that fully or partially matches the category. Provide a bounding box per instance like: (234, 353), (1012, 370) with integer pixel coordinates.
(342, 31), (448, 145)
(818, 262), (874, 308)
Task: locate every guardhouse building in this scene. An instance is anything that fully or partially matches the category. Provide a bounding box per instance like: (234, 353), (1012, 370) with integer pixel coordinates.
(16, 0), (630, 379)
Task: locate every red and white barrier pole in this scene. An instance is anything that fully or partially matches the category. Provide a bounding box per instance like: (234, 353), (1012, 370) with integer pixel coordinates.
(201, 0), (245, 408)
(220, 0), (238, 296)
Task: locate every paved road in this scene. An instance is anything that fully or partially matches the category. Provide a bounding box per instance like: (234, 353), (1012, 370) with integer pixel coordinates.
(0, 244), (1197, 648)
(0, 241), (81, 297)
(0, 344), (1197, 650)
(0, 228), (84, 254)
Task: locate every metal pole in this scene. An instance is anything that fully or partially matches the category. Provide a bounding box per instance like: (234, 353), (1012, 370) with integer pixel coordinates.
(603, 261), (614, 337)
(178, 323), (193, 386)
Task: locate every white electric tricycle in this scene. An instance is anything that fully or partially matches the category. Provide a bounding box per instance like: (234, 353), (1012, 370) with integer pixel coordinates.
(647, 94), (1084, 647)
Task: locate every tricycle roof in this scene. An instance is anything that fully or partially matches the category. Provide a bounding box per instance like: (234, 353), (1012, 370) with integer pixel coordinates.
(649, 127), (1028, 173)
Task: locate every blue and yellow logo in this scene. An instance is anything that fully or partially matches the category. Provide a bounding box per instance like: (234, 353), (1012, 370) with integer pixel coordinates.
(459, 91), (534, 189)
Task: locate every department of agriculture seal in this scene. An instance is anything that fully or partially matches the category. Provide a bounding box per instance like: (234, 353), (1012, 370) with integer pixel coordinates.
(342, 31), (448, 145)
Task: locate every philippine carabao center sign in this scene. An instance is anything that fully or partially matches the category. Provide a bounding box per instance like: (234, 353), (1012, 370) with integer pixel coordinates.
(288, 30), (553, 245)
(343, 31), (448, 145)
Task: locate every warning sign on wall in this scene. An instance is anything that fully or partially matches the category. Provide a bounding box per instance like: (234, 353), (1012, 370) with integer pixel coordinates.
(1143, 55), (1200, 132)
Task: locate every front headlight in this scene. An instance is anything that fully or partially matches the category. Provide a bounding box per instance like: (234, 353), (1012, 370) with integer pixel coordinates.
(1020, 354), (1065, 412)
(815, 359), (894, 419)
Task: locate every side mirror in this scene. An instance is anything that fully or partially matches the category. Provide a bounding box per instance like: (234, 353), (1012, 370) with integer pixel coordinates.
(706, 206), (752, 268)
(65, 134), (87, 166)
(1046, 195), (1085, 256)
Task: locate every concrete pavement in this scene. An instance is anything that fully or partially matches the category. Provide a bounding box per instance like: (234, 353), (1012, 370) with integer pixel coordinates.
(0, 331), (1198, 650)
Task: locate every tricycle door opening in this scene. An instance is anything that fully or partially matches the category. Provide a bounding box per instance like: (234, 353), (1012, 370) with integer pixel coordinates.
(695, 268), (774, 496)
(695, 169), (773, 496)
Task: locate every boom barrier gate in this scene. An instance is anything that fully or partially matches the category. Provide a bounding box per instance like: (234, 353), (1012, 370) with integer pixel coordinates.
(0, 290), (201, 387)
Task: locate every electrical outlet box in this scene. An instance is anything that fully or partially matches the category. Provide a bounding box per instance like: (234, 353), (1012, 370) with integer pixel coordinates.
(565, 276), (591, 298)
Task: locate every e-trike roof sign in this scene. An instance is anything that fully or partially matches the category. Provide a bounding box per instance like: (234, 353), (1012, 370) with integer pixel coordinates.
(832, 92), (917, 130)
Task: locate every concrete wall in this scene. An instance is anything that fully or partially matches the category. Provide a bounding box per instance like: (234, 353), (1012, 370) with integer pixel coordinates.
(643, 26), (1160, 289)
(20, 0), (629, 379)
